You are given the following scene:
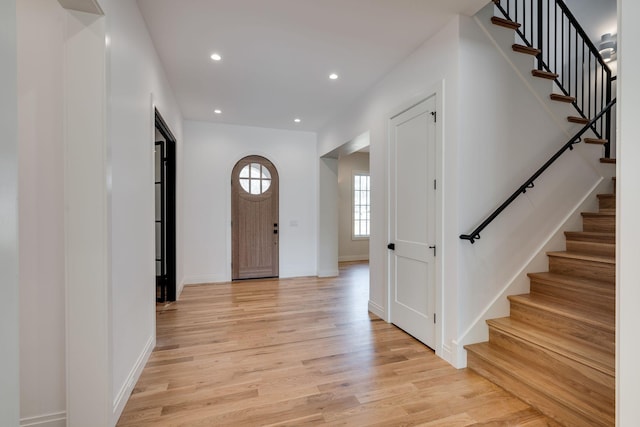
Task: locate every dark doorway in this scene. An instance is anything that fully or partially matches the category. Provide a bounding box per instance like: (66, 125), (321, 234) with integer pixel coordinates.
(155, 109), (177, 302)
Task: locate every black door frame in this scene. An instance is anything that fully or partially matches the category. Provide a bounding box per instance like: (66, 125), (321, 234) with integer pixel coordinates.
(155, 109), (177, 302)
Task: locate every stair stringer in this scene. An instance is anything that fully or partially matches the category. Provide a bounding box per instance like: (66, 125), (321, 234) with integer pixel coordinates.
(452, 177), (608, 368)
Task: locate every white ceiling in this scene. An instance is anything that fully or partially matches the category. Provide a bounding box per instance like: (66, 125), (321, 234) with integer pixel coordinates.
(136, 0), (488, 132)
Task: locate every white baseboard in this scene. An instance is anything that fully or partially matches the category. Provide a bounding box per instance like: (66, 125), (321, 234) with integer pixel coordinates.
(279, 269), (318, 278)
(112, 334), (155, 424)
(177, 277), (185, 299)
(182, 273), (228, 285)
(439, 343), (457, 368)
(20, 412), (66, 427)
(317, 269), (339, 278)
(368, 300), (385, 320)
(338, 255), (369, 262)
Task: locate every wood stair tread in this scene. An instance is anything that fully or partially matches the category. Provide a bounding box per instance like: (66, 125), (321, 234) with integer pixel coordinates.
(512, 44), (540, 56)
(491, 16), (521, 30)
(567, 116), (589, 125)
(527, 272), (614, 296)
(564, 231), (615, 243)
(581, 211), (615, 218)
(567, 116), (589, 124)
(487, 317), (615, 376)
(465, 342), (615, 423)
(546, 250), (614, 264)
(597, 193), (615, 200)
(584, 138), (608, 145)
(549, 93), (574, 103)
(532, 69), (559, 80)
(508, 293), (614, 333)
(600, 157), (616, 164)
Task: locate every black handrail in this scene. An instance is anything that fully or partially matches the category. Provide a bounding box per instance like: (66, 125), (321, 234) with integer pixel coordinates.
(493, 0), (614, 157)
(460, 98), (616, 244)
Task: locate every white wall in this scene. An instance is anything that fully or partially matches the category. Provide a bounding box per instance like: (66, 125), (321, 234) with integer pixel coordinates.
(617, 0), (640, 424)
(0, 0), (20, 425)
(183, 121), (317, 283)
(318, 157), (339, 277)
(318, 17), (461, 359)
(17, 1), (67, 425)
(338, 152), (370, 262)
(100, 0), (184, 421)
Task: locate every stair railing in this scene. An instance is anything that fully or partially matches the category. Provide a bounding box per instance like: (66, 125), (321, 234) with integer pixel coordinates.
(460, 98), (616, 243)
(493, 0), (614, 158)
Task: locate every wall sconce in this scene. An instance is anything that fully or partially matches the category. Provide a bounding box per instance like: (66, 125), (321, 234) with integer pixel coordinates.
(599, 33), (617, 63)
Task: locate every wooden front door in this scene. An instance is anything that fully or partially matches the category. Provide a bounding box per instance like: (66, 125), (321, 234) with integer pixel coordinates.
(232, 156), (279, 280)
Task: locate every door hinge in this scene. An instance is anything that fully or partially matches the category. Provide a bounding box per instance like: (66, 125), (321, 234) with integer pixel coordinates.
(430, 111), (437, 122)
(434, 179), (437, 190)
(434, 313), (436, 324)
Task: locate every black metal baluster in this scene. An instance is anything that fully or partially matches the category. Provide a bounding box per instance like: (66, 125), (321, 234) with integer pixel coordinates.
(587, 52), (593, 121)
(554, 1), (557, 74)
(568, 24), (571, 99)
(546, 0), (550, 70)
(561, 12), (564, 88)
(537, 0), (543, 69)
(530, 0), (534, 44)
(581, 41), (585, 119)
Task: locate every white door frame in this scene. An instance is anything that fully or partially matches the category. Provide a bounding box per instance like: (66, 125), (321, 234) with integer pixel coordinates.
(387, 82), (444, 357)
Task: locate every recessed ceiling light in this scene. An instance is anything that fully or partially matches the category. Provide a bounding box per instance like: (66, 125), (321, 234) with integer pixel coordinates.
(214, 109), (222, 114)
(294, 118), (301, 123)
(329, 73), (339, 80)
(210, 53), (222, 61)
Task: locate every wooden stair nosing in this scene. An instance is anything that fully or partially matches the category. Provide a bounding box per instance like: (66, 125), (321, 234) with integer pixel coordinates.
(546, 250), (614, 264)
(581, 211), (615, 218)
(584, 138), (608, 145)
(486, 330), (615, 408)
(549, 93), (574, 103)
(465, 343), (615, 426)
(547, 250), (615, 283)
(565, 239), (615, 257)
(600, 157), (616, 164)
(597, 193), (615, 200)
(491, 16), (521, 30)
(582, 222), (615, 234)
(508, 294), (615, 334)
(564, 231), (615, 243)
(567, 116), (589, 124)
(532, 69), (559, 80)
(512, 44), (541, 56)
(528, 272), (615, 313)
(527, 271), (614, 291)
(580, 212), (616, 233)
(487, 317), (615, 380)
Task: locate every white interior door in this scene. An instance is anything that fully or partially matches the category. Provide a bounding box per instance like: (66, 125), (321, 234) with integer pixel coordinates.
(389, 95), (437, 349)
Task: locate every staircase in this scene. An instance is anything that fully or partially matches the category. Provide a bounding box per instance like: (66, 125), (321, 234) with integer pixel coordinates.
(464, 3), (616, 426)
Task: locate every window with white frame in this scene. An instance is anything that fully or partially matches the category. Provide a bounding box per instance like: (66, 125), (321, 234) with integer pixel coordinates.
(353, 172), (370, 238)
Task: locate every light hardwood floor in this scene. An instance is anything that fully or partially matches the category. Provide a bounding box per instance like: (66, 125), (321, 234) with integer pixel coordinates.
(117, 262), (559, 426)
